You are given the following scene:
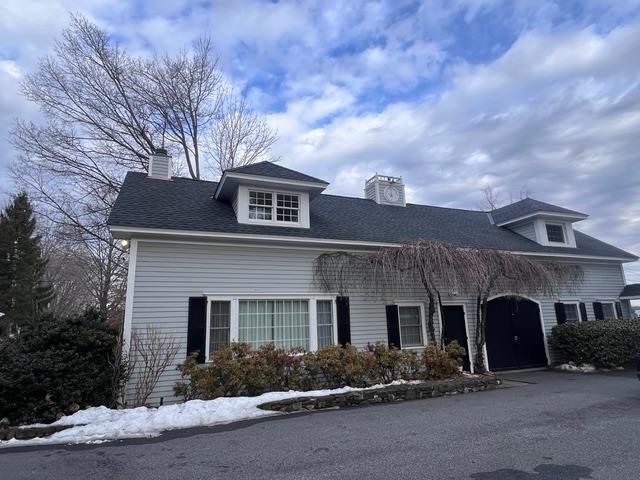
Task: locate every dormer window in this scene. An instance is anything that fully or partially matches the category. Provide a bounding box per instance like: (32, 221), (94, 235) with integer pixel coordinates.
(545, 223), (566, 243)
(244, 188), (304, 226)
(276, 194), (299, 222)
(248, 191), (273, 220)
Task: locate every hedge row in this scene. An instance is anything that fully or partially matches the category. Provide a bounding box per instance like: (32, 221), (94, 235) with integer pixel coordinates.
(549, 319), (640, 368)
(174, 341), (467, 401)
(0, 312), (119, 425)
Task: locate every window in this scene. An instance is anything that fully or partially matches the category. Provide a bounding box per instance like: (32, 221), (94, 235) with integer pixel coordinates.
(238, 299), (309, 350)
(276, 193), (299, 222)
(601, 302), (616, 319)
(247, 190), (300, 224)
(546, 223), (565, 243)
(563, 303), (580, 323)
(398, 306), (423, 348)
(248, 191), (273, 220)
(317, 300), (334, 348)
(210, 301), (231, 353)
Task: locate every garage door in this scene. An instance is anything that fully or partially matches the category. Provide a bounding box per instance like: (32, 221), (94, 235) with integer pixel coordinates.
(486, 296), (547, 371)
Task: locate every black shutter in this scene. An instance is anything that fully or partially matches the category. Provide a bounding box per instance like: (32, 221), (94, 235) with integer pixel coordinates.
(554, 303), (566, 324)
(615, 302), (623, 319)
(187, 297), (207, 363)
(336, 296), (351, 346)
(579, 302), (588, 322)
(386, 305), (401, 348)
(593, 302), (604, 320)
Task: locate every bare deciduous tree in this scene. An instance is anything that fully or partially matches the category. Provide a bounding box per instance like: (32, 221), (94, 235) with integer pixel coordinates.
(209, 94), (277, 175)
(478, 183), (532, 211)
(10, 14), (277, 317)
(131, 327), (179, 407)
(479, 184), (502, 211)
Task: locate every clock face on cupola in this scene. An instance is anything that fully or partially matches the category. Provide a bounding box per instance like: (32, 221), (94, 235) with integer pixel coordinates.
(384, 185), (400, 202)
(364, 174), (406, 206)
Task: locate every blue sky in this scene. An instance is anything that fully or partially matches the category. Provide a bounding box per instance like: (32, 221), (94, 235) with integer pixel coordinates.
(1, 0), (640, 283)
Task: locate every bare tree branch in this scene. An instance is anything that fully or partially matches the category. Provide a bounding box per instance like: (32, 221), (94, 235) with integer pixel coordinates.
(131, 327), (179, 407)
(314, 240), (583, 370)
(10, 14), (276, 317)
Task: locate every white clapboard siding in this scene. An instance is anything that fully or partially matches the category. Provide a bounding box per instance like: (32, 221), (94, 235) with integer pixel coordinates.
(127, 240), (627, 405)
(508, 222), (537, 242)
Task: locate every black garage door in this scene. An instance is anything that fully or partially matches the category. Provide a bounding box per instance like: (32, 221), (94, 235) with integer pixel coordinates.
(486, 296), (547, 371)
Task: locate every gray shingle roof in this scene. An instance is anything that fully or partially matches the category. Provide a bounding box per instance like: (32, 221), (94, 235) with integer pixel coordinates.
(621, 284), (640, 297)
(491, 198), (587, 225)
(224, 161), (328, 184)
(107, 172), (637, 260)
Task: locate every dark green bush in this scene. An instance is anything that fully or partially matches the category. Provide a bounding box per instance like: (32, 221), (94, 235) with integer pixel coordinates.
(0, 311), (119, 425)
(549, 319), (640, 368)
(174, 341), (463, 401)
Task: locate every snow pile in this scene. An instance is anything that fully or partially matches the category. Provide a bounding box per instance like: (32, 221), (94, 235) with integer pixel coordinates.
(557, 362), (597, 373)
(1, 382), (408, 448)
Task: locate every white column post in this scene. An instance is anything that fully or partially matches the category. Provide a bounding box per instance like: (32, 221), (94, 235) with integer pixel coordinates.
(309, 299), (318, 351)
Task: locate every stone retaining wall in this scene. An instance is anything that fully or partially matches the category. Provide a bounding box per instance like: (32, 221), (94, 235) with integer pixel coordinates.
(0, 422), (73, 441)
(258, 376), (501, 413)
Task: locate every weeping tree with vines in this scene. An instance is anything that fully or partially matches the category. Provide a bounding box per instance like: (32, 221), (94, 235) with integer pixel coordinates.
(313, 239), (582, 372)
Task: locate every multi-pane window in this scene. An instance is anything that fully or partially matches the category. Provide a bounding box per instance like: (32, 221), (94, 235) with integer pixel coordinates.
(248, 190), (300, 223)
(238, 299), (309, 350)
(276, 193), (299, 222)
(398, 306), (423, 348)
(546, 224), (565, 243)
(248, 191), (273, 220)
(316, 300), (334, 348)
(601, 302), (616, 319)
(209, 301), (231, 354)
(563, 303), (580, 323)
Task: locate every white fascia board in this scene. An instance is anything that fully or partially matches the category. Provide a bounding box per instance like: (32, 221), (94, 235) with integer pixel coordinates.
(108, 225), (636, 262)
(496, 211), (588, 227)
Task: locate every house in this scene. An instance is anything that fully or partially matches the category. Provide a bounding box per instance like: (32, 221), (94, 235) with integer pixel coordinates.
(108, 150), (639, 405)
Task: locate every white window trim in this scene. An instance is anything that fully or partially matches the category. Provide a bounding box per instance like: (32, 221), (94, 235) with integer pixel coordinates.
(396, 302), (427, 350)
(236, 185), (310, 228)
(599, 300), (617, 319)
(533, 219), (577, 248)
(204, 294), (337, 361)
(560, 300), (582, 322)
(545, 222), (566, 244)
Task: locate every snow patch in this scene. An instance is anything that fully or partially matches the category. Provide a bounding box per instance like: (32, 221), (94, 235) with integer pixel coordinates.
(557, 362), (597, 373)
(1, 381), (409, 448)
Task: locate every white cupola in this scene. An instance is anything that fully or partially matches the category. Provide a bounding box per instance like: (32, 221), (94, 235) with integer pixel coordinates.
(364, 174), (406, 207)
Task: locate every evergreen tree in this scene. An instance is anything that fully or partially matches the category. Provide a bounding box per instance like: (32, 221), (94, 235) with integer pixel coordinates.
(0, 192), (53, 333)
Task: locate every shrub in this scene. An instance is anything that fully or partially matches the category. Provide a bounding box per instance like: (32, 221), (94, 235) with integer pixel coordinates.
(174, 341), (464, 401)
(0, 311), (120, 425)
(421, 341), (465, 380)
(549, 319), (640, 368)
(302, 344), (372, 389)
(368, 342), (420, 383)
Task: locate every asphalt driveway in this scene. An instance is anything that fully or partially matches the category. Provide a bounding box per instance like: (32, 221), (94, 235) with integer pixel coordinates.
(2, 369), (639, 479)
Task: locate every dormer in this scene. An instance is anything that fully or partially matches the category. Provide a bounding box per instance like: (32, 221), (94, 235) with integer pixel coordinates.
(214, 161), (329, 229)
(491, 198), (588, 248)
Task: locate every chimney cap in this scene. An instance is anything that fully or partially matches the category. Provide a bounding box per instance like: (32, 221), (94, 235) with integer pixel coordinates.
(153, 148), (168, 156)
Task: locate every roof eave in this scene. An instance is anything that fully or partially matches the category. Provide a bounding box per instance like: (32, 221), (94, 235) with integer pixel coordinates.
(214, 172), (329, 200)
(496, 211), (589, 227)
(108, 225), (637, 262)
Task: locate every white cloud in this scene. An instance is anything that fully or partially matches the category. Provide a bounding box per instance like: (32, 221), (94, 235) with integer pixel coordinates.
(267, 24), (640, 279)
